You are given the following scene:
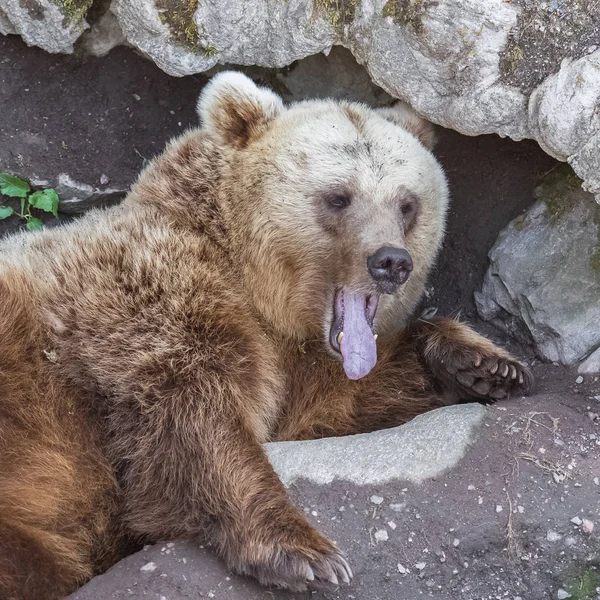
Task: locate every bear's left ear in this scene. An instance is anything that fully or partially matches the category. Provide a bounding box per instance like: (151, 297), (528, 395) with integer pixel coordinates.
(376, 102), (437, 150)
(197, 71), (284, 149)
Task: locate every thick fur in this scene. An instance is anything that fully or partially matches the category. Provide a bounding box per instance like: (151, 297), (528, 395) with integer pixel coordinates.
(0, 73), (532, 598)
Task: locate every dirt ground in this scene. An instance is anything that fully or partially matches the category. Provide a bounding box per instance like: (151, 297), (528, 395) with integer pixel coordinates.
(1, 34), (597, 600)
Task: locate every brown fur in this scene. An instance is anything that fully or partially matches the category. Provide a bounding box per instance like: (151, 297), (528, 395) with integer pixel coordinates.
(0, 74), (532, 598)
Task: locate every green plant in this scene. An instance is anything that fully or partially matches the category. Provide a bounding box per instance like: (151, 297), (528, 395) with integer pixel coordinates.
(0, 173), (59, 231)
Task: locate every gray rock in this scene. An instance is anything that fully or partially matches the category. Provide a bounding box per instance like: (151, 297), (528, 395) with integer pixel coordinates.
(578, 347), (600, 374)
(476, 166), (600, 366)
(0, 7), (15, 35)
(0, 0), (90, 53)
(267, 403), (486, 486)
(54, 173), (127, 215)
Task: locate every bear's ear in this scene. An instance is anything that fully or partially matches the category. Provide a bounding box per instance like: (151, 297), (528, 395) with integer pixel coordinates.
(197, 71), (284, 149)
(376, 102), (437, 150)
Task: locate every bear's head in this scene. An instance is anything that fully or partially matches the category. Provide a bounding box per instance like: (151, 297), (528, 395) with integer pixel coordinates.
(197, 72), (449, 380)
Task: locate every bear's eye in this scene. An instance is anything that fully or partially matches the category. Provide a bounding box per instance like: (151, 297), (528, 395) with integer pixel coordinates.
(400, 196), (419, 230)
(325, 193), (351, 210)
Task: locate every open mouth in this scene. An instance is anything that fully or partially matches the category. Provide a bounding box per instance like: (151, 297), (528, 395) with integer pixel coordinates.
(329, 289), (379, 381)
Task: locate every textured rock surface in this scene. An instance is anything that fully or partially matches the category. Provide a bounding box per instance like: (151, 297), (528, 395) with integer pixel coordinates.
(476, 165), (600, 367)
(68, 369), (600, 600)
(0, 0), (91, 53)
(2, 1), (599, 201)
(268, 404), (486, 486)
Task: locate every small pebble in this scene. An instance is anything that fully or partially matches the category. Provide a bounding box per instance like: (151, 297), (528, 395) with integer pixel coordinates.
(453, 538), (460, 547)
(594, 477), (599, 486)
(374, 529), (388, 542)
(517, 505), (525, 514)
(575, 376), (584, 384)
(557, 589), (571, 599)
(397, 563), (407, 574)
(140, 562), (157, 572)
(415, 562), (426, 571)
(496, 505), (503, 513)
(467, 484), (475, 491)
(571, 516), (582, 526)
(387, 520), (397, 530)
(370, 495), (384, 505)
(166, 542), (175, 548)
(564, 537), (577, 547)
(100, 174), (109, 185)
(311, 511), (318, 517)
(389, 503), (406, 512)
(547, 530), (562, 542)
(582, 519), (594, 534)
(133, 93), (141, 101)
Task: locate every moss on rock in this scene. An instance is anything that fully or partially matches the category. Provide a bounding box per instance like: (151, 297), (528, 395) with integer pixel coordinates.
(156, 0), (216, 54)
(382, 0), (429, 34)
(535, 163), (584, 227)
(315, 0), (359, 29)
(51, 0), (94, 25)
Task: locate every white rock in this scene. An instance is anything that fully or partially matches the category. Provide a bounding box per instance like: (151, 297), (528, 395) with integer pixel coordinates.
(387, 520), (397, 530)
(576, 375), (584, 384)
(570, 516), (583, 526)
(582, 519), (594, 534)
(374, 529), (388, 542)
(547, 530), (562, 542)
(496, 505), (503, 513)
(557, 589), (571, 599)
(0, 0), (89, 53)
(415, 562), (426, 571)
(140, 562), (157, 572)
(268, 405), (487, 487)
(370, 495), (384, 505)
(397, 563), (407, 574)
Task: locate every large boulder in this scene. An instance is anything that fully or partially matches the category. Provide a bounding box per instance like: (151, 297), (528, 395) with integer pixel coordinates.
(0, 0), (92, 52)
(475, 165), (600, 370)
(2, 0), (599, 203)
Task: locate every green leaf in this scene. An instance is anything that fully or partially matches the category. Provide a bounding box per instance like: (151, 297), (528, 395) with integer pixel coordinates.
(26, 217), (44, 231)
(0, 173), (30, 198)
(29, 188), (59, 218)
(0, 205), (14, 219)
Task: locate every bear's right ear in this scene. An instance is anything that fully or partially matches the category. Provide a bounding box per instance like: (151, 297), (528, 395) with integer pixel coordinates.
(375, 102), (437, 150)
(197, 71), (284, 149)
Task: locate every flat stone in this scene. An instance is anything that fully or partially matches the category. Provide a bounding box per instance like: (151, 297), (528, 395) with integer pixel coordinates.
(267, 404), (487, 487)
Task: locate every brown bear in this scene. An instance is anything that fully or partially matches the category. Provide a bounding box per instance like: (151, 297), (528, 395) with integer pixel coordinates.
(0, 72), (532, 599)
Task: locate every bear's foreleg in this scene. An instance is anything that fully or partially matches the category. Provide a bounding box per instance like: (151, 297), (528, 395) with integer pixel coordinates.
(405, 316), (534, 403)
(110, 375), (352, 590)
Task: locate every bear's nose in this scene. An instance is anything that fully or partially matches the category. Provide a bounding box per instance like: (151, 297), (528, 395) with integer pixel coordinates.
(367, 246), (413, 293)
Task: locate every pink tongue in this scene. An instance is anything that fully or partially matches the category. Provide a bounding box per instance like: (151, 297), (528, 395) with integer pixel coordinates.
(339, 291), (377, 380)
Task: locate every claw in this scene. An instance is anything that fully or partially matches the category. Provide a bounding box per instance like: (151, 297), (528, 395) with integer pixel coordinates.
(306, 565), (315, 581)
(518, 372), (524, 385)
(510, 365), (517, 380)
(339, 556), (353, 580)
(329, 572), (339, 586)
(501, 364), (509, 378)
(489, 362), (499, 375)
(474, 354), (482, 368)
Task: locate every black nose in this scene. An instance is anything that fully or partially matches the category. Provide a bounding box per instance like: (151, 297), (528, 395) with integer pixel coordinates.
(367, 246), (413, 292)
